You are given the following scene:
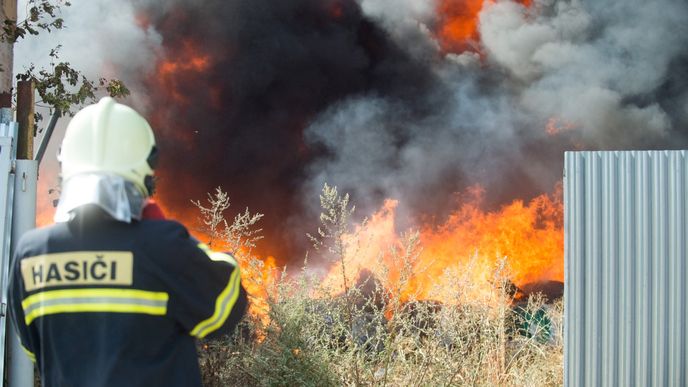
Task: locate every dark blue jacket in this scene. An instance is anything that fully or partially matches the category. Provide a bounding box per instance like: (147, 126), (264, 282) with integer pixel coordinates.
(9, 213), (247, 387)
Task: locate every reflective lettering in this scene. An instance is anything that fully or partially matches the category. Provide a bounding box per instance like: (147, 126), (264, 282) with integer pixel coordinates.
(64, 261), (80, 281)
(91, 261), (107, 280)
(46, 264), (62, 283)
(20, 252), (134, 292)
(31, 265), (43, 285)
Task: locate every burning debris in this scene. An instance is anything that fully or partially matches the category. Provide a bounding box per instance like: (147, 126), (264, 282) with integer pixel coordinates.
(517, 280), (563, 303)
(308, 263), (561, 365)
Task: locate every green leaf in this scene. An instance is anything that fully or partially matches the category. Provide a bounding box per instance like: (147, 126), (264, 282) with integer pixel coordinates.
(15, 46), (130, 120)
(29, 7), (40, 22)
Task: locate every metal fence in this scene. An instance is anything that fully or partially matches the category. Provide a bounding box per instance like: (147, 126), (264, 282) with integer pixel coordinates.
(0, 117), (36, 386)
(564, 150), (687, 387)
(0, 121), (18, 383)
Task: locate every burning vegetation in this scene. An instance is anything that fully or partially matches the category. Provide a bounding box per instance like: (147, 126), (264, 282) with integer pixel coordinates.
(319, 185), (563, 306)
(194, 185), (563, 386)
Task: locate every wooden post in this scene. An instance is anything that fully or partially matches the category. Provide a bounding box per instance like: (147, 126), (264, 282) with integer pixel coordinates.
(16, 80), (35, 160)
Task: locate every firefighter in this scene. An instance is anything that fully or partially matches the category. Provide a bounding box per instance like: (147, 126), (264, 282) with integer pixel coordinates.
(8, 97), (247, 386)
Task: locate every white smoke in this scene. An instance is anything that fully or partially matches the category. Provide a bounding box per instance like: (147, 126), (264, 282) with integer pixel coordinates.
(480, 0), (591, 82)
(358, 0), (435, 35)
(305, 0), (688, 216)
(480, 0), (686, 144)
(305, 97), (400, 212)
(14, 0), (162, 222)
(357, 0), (440, 56)
(15, 0), (161, 109)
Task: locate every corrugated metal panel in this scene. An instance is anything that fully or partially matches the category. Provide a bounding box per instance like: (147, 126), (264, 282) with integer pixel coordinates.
(564, 150), (687, 387)
(0, 124), (17, 383)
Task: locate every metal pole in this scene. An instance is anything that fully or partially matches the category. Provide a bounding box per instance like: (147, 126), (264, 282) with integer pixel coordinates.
(34, 109), (60, 166)
(8, 160), (36, 387)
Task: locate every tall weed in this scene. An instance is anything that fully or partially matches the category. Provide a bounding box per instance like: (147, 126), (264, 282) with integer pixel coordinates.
(195, 186), (563, 387)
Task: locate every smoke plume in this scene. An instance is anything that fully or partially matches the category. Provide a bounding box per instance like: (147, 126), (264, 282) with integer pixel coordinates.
(18, 0), (688, 260)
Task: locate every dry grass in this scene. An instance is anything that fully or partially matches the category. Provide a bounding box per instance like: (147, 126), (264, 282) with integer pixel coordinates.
(195, 185), (563, 387)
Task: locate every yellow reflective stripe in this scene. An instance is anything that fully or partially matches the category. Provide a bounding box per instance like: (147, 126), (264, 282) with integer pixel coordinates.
(22, 288), (168, 326)
(190, 265), (242, 338)
(21, 344), (36, 363)
(22, 288), (168, 308)
(197, 243), (238, 266)
(25, 304), (167, 325)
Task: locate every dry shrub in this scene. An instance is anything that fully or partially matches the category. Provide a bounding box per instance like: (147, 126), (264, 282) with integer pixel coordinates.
(195, 186), (563, 386)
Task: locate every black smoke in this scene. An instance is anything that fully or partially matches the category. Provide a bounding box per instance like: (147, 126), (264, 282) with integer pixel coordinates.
(129, 0), (688, 261)
(136, 0), (442, 258)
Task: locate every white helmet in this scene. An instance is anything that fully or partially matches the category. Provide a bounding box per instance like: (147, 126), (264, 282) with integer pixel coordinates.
(59, 97), (157, 196)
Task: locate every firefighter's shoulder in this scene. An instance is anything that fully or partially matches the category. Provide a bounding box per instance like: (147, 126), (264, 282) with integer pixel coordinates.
(13, 223), (65, 258)
(137, 219), (196, 262)
(138, 218), (191, 241)
(136, 219), (234, 267)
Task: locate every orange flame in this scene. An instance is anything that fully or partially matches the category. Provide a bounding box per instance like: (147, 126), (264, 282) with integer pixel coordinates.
(240, 255), (279, 326)
(436, 0), (532, 53)
(546, 117), (576, 136)
(158, 42), (211, 76)
(321, 185), (563, 304)
(154, 39), (212, 106)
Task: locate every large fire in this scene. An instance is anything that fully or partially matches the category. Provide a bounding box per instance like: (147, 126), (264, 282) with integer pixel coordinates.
(320, 186), (563, 305)
(37, 0), (569, 324)
(35, 182), (563, 322)
(155, 185), (563, 321)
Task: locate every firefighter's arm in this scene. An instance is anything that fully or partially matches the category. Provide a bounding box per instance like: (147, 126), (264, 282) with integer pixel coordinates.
(189, 244), (248, 339)
(164, 233), (248, 339)
(8, 254), (38, 363)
